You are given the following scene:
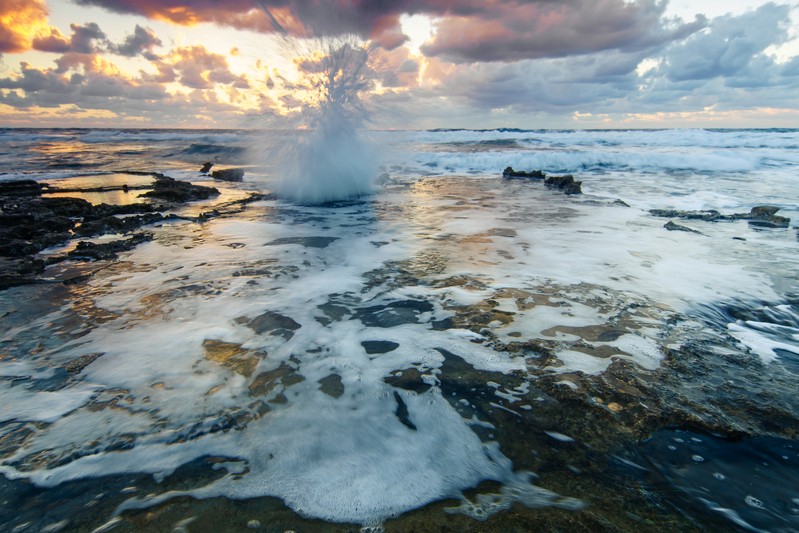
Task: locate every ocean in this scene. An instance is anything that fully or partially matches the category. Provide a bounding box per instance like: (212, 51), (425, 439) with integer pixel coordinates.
(1, 127), (798, 532)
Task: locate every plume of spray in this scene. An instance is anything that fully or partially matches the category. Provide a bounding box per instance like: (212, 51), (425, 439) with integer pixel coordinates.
(252, 3), (379, 204)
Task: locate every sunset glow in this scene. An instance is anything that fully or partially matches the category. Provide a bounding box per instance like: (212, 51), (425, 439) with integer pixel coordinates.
(0, 0), (797, 128)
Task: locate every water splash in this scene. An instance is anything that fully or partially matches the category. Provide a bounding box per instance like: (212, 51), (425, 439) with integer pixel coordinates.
(275, 39), (378, 204)
(251, 6), (379, 204)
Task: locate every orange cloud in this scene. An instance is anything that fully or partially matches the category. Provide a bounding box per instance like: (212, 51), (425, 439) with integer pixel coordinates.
(0, 0), (50, 53)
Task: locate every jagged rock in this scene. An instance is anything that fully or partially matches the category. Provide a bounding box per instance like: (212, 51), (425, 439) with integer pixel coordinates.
(76, 213), (166, 237)
(503, 167), (546, 179)
(200, 161), (214, 173)
(211, 168), (245, 182)
(68, 233), (154, 261)
(544, 175), (582, 195)
(140, 175), (219, 202)
(750, 205), (780, 218)
(650, 205), (790, 228)
(664, 221), (702, 234)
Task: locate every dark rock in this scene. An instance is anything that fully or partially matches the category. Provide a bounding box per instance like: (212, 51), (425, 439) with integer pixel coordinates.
(76, 213), (165, 237)
(318, 374), (344, 398)
(384, 368), (432, 394)
(200, 162), (214, 173)
(651, 206), (790, 228)
(664, 221), (703, 234)
(503, 167), (546, 179)
(394, 391), (417, 430)
(354, 299), (434, 328)
(0, 180), (43, 196)
(749, 216), (790, 229)
(264, 236), (339, 248)
(246, 311), (301, 339)
(545, 175), (582, 195)
(140, 175), (219, 202)
(613, 199), (630, 207)
(0, 257), (45, 290)
(67, 233), (154, 261)
(362, 340), (400, 354)
(211, 168), (244, 182)
(750, 205), (780, 218)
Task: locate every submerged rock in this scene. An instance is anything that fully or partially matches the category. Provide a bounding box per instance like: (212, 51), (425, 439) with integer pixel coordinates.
(211, 168), (245, 182)
(544, 175), (583, 195)
(650, 205), (790, 227)
(200, 161), (214, 174)
(664, 221), (703, 234)
(503, 167), (546, 179)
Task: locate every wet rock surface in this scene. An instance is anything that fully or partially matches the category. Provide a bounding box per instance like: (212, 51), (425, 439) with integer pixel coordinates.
(0, 174), (262, 290)
(651, 205), (791, 228)
(544, 175), (583, 195)
(211, 168), (245, 182)
(502, 167), (546, 179)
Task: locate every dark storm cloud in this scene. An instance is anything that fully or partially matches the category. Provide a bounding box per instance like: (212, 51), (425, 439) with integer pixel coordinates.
(421, 0), (706, 62)
(67, 0), (705, 58)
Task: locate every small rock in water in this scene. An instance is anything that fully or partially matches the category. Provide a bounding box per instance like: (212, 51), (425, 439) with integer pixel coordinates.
(200, 161), (214, 173)
(211, 168), (245, 182)
(503, 167), (546, 179)
(544, 175), (582, 195)
(664, 221), (703, 234)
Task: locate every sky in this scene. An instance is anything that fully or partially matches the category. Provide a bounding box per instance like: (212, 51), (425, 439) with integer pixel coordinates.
(0, 0), (798, 129)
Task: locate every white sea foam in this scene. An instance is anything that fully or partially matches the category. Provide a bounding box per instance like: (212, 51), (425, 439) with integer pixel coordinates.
(1, 127), (798, 526)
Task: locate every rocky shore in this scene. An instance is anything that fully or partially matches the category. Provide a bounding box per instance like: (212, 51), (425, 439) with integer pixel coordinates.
(0, 173), (264, 290)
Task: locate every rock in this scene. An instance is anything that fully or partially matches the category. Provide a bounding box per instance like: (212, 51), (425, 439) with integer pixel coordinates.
(650, 206), (790, 228)
(544, 175), (582, 195)
(664, 221), (702, 234)
(76, 213), (165, 237)
(750, 205), (780, 218)
(503, 167), (546, 179)
(140, 175), (219, 202)
(0, 257), (45, 290)
(67, 233), (154, 261)
(613, 199), (630, 207)
(650, 209), (722, 221)
(749, 216), (790, 228)
(211, 168), (244, 182)
(0, 180), (43, 196)
(245, 311), (301, 339)
(200, 161), (214, 173)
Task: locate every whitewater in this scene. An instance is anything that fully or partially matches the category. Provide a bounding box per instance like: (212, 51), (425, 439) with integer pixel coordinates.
(0, 127), (798, 532)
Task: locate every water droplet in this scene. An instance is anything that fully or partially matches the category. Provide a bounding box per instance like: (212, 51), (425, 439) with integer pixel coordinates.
(691, 454), (704, 462)
(745, 495), (765, 509)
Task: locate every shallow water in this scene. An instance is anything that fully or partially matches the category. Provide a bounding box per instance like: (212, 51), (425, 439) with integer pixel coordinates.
(1, 128), (798, 531)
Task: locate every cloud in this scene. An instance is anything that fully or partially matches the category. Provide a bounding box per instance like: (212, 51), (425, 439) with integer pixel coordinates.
(0, 0), (50, 53)
(663, 3), (792, 82)
(420, 0), (707, 62)
(111, 25), (163, 59)
(165, 45), (249, 89)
